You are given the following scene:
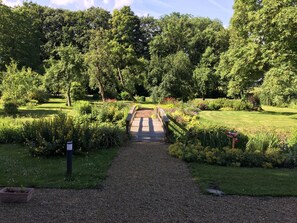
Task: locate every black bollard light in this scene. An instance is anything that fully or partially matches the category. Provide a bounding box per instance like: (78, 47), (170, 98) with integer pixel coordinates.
(66, 141), (73, 177)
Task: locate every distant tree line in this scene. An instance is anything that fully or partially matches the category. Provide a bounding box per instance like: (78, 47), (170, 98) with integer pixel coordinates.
(0, 0), (296, 106)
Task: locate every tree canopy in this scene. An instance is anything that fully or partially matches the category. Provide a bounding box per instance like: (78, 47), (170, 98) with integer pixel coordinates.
(0, 2), (296, 106)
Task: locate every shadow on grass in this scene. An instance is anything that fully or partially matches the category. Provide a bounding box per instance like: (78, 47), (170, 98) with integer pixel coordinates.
(261, 110), (297, 116)
(18, 109), (61, 118)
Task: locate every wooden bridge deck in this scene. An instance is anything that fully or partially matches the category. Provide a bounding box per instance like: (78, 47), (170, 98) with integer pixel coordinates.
(130, 109), (165, 142)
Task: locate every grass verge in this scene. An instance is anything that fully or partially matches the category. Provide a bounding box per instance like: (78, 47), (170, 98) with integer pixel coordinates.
(190, 163), (297, 196)
(0, 144), (118, 189)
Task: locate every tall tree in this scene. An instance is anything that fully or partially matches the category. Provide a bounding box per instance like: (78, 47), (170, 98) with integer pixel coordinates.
(150, 51), (194, 101)
(45, 45), (84, 106)
(109, 6), (144, 100)
(0, 3), (41, 71)
(218, 0), (297, 104)
(85, 29), (114, 101)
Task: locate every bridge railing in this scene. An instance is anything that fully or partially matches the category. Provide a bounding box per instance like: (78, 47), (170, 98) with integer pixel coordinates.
(156, 107), (170, 140)
(126, 105), (137, 134)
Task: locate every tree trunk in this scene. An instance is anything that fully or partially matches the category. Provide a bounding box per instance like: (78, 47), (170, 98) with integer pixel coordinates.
(96, 78), (106, 102)
(118, 68), (124, 86)
(66, 85), (72, 107)
(117, 68), (136, 101)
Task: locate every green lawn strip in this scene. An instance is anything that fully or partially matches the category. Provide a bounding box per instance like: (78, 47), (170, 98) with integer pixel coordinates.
(0, 144), (118, 189)
(199, 107), (297, 136)
(190, 163), (297, 196)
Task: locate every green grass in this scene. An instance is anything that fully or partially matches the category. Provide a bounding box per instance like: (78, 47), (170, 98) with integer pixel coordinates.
(0, 144), (118, 189)
(0, 98), (74, 126)
(190, 163), (297, 196)
(199, 106), (297, 136)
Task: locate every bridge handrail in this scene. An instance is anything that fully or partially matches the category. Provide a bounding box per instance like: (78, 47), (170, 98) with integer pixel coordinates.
(126, 105), (137, 134)
(156, 107), (170, 140)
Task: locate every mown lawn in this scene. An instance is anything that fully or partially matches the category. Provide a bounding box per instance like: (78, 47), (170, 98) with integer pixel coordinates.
(0, 144), (118, 189)
(199, 105), (297, 136)
(0, 98), (74, 127)
(190, 163), (297, 196)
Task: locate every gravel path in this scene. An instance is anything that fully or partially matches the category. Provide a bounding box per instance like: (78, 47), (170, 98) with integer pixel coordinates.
(1, 143), (297, 222)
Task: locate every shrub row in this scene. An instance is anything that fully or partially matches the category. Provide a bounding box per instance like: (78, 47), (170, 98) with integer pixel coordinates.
(23, 113), (126, 157)
(168, 125), (297, 168)
(183, 127), (248, 151)
(193, 98), (255, 111)
(169, 141), (295, 168)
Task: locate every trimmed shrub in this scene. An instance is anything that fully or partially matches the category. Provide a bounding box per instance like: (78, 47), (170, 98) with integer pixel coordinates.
(29, 89), (49, 104)
(3, 101), (19, 115)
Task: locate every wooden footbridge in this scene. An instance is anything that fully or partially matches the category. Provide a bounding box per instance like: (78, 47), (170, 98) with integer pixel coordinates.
(126, 106), (169, 142)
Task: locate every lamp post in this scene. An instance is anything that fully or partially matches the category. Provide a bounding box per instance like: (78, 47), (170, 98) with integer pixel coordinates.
(66, 141), (73, 178)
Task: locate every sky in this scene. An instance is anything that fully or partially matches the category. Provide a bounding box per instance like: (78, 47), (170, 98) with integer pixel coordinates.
(2, 0), (234, 26)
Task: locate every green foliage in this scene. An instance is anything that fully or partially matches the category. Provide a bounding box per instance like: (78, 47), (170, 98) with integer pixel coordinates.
(260, 65), (297, 106)
(45, 44), (85, 106)
(74, 101), (92, 116)
(0, 4), (41, 71)
(0, 124), (22, 143)
(169, 140), (290, 168)
(218, 0), (297, 104)
(23, 113), (75, 156)
(119, 91), (131, 101)
(136, 96), (145, 102)
(85, 29), (115, 102)
(28, 89), (50, 104)
(246, 133), (281, 154)
(70, 82), (86, 101)
(1, 61), (42, 105)
(22, 113), (125, 157)
(3, 100), (19, 115)
(193, 99), (253, 111)
(92, 102), (129, 127)
(185, 126), (234, 149)
(149, 51), (194, 101)
(169, 142), (201, 162)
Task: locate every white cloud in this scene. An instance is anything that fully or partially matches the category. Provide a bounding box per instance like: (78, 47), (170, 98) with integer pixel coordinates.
(103, 0), (110, 4)
(50, 0), (94, 8)
(114, 0), (134, 9)
(2, 0), (22, 7)
(84, 0), (95, 8)
(50, 0), (76, 6)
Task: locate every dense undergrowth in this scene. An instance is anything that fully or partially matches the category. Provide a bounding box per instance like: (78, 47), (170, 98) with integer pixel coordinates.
(0, 102), (129, 157)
